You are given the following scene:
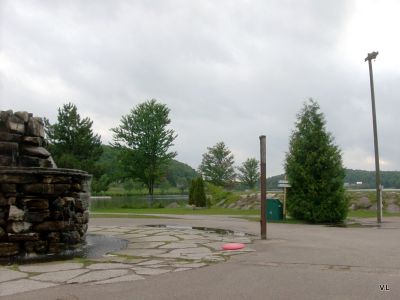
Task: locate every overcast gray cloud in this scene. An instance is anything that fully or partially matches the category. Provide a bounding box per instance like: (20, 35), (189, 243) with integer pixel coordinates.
(1, 0), (399, 176)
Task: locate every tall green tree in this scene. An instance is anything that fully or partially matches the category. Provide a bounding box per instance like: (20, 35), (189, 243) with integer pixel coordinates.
(45, 102), (103, 176)
(285, 99), (347, 223)
(237, 158), (259, 189)
(111, 99), (177, 199)
(199, 141), (235, 187)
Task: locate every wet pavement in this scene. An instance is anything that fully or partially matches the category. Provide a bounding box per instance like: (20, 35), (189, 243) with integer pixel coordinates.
(0, 224), (255, 297)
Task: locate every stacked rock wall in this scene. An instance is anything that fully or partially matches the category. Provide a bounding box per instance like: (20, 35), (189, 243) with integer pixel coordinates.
(0, 110), (55, 168)
(0, 110), (91, 258)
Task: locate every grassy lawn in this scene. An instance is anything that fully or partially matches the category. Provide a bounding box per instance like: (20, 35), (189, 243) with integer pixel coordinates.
(90, 213), (178, 219)
(90, 207), (400, 217)
(94, 186), (183, 196)
(347, 210), (400, 218)
(90, 207), (259, 215)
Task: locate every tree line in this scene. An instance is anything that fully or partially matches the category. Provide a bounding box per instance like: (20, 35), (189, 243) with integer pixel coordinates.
(44, 100), (260, 199)
(46, 98), (387, 224)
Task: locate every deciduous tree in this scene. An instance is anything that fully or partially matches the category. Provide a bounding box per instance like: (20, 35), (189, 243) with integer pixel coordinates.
(199, 142), (235, 187)
(111, 99), (177, 199)
(237, 158), (259, 189)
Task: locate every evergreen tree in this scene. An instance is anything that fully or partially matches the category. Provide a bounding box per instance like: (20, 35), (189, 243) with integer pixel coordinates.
(188, 179), (196, 205)
(285, 99), (348, 223)
(237, 158), (259, 189)
(199, 142), (235, 187)
(188, 177), (207, 207)
(45, 102), (103, 178)
(193, 177), (207, 207)
(111, 99), (177, 200)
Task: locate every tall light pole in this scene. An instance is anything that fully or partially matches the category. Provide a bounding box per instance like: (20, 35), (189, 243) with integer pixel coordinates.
(365, 51), (382, 223)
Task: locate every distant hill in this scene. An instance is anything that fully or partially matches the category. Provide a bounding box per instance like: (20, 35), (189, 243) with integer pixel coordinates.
(344, 169), (400, 189)
(267, 169), (400, 189)
(97, 145), (198, 186)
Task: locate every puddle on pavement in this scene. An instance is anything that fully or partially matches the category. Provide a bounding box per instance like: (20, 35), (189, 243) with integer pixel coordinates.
(145, 224), (254, 236)
(0, 234), (128, 265)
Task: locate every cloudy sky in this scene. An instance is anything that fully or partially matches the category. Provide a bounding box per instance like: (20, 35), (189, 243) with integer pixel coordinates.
(1, 0), (399, 175)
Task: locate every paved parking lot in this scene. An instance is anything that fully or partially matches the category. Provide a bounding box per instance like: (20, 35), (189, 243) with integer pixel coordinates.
(2, 215), (400, 299)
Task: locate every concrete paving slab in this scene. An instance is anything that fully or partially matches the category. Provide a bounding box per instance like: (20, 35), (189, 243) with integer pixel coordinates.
(222, 237), (252, 243)
(134, 236), (179, 242)
(19, 262), (84, 273)
(30, 269), (90, 283)
(146, 264), (170, 268)
(127, 242), (165, 249)
(104, 227), (132, 233)
(117, 233), (148, 239)
(0, 269), (28, 283)
(91, 273), (145, 285)
(159, 247), (212, 258)
(94, 231), (123, 236)
(159, 242), (198, 249)
(202, 256), (226, 262)
(137, 260), (165, 266)
(203, 242), (225, 250)
(131, 267), (171, 275)
(173, 234), (207, 240)
(173, 268), (192, 272)
(114, 248), (168, 257)
(67, 269), (129, 284)
(0, 279), (58, 297)
(87, 263), (134, 270)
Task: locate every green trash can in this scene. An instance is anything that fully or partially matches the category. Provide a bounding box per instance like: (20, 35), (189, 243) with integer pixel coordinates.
(266, 198), (283, 221)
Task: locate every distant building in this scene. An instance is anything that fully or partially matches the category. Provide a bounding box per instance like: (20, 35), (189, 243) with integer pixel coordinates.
(356, 181), (363, 185)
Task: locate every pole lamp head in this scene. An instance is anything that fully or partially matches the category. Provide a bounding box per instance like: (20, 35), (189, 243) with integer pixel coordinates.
(365, 51), (379, 62)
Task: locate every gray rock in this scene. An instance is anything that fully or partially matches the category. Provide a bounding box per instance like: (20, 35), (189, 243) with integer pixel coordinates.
(356, 196), (372, 209)
(5, 116), (25, 134)
(386, 203), (400, 213)
(22, 146), (50, 158)
(8, 205), (24, 221)
(26, 117), (45, 137)
(14, 111), (29, 123)
(166, 202), (180, 208)
(7, 221), (32, 234)
(0, 142), (18, 156)
(0, 243), (19, 257)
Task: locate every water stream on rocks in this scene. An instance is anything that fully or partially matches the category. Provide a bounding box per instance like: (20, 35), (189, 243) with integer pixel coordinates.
(0, 234), (128, 265)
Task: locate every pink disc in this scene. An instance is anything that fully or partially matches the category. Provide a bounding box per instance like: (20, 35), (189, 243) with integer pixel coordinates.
(222, 243), (245, 250)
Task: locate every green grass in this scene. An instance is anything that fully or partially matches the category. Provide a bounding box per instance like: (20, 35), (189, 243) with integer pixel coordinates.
(93, 186), (184, 197)
(90, 207), (259, 215)
(90, 213), (177, 219)
(347, 210), (400, 218)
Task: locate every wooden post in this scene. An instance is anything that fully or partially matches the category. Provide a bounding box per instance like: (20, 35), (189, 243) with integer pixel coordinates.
(259, 135), (267, 240)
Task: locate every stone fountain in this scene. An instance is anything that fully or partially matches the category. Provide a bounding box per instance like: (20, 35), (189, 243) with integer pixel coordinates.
(0, 110), (91, 259)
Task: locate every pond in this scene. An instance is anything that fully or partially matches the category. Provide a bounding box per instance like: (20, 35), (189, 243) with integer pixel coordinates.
(90, 195), (189, 210)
